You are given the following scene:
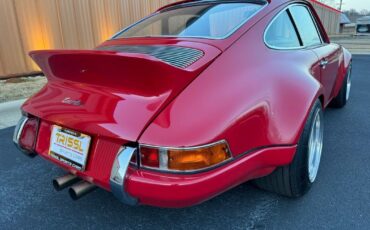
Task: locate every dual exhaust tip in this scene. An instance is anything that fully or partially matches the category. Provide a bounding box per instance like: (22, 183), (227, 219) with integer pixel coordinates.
(53, 174), (96, 200)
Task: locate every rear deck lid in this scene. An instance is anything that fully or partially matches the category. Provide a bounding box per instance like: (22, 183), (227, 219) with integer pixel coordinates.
(23, 44), (220, 141)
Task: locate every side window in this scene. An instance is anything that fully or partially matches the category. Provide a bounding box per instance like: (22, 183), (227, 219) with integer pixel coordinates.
(289, 5), (322, 47)
(265, 10), (301, 49)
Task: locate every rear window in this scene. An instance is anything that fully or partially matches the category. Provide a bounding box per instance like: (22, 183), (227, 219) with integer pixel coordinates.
(113, 2), (265, 40)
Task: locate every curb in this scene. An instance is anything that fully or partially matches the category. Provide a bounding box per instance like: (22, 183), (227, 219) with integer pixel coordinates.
(0, 99), (26, 110)
(0, 99), (27, 129)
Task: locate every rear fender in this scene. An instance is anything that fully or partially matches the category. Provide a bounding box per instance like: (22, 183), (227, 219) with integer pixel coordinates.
(331, 47), (352, 98)
(139, 15), (324, 157)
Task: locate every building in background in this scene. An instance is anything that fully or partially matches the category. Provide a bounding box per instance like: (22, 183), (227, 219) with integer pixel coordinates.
(310, 0), (341, 35)
(340, 13), (355, 34)
(356, 16), (370, 35)
(0, 0), (342, 78)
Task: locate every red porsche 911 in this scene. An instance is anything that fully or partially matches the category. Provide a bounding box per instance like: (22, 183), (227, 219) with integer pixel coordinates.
(13, 0), (352, 208)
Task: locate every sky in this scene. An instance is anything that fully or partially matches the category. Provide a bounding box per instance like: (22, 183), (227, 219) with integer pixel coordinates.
(321, 0), (370, 12)
(342, 0), (370, 11)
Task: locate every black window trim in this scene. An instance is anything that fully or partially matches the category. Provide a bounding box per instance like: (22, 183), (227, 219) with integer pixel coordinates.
(289, 4), (325, 47)
(264, 3), (326, 50)
(161, 0), (268, 12)
(287, 9), (304, 47)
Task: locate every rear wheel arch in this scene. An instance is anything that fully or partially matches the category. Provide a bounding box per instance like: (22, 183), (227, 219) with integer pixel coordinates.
(254, 99), (324, 197)
(343, 47), (352, 68)
(329, 63), (352, 108)
(289, 83), (325, 144)
(332, 50), (352, 99)
(223, 76), (326, 157)
(292, 93), (324, 151)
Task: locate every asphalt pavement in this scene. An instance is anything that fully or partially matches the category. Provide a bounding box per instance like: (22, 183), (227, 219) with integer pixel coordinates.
(0, 55), (369, 230)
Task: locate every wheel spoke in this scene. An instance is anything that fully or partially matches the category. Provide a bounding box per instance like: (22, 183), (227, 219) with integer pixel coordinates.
(346, 68), (352, 101)
(308, 110), (324, 183)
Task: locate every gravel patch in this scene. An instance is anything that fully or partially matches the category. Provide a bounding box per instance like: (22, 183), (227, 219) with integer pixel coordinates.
(0, 76), (47, 103)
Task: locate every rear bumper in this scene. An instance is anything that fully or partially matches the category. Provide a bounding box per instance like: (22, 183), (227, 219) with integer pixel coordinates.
(110, 146), (138, 206)
(14, 117), (296, 208)
(125, 145), (296, 208)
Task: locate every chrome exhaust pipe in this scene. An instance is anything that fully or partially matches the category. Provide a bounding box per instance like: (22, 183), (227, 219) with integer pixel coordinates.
(69, 181), (97, 200)
(53, 174), (80, 191)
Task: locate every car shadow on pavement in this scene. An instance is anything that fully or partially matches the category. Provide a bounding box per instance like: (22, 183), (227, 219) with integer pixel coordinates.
(0, 125), (280, 229)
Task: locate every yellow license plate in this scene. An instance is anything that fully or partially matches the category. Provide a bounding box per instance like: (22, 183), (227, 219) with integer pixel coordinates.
(48, 125), (91, 171)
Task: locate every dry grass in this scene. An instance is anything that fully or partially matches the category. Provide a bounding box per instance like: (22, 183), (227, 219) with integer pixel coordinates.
(0, 76), (47, 103)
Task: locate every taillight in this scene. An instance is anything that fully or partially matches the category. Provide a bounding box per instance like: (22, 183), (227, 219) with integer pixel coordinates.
(140, 147), (160, 168)
(139, 141), (232, 172)
(19, 118), (39, 151)
(13, 115), (39, 156)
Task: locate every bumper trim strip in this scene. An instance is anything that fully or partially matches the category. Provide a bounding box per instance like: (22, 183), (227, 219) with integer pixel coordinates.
(13, 115), (28, 145)
(110, 146), (138, 206)
(13, 115), (37, 157)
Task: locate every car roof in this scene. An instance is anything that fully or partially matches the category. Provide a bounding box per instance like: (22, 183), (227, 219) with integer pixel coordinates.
(116, 0), (307, 52)
(145, 0), (288, 51)
(157, 0), (270, 12)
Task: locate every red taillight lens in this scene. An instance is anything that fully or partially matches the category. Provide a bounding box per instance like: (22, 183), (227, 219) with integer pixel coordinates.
(140, 147), (159, 168)
(18, 117), (39, 152)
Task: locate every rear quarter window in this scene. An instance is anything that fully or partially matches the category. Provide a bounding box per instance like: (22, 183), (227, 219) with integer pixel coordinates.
(264, 10), (301, 49)
(265, 4), (324, 50)
(289, 5), (322, 47)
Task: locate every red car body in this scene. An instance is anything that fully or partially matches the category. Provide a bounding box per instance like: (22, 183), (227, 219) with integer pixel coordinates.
(14, 0), (351, 208)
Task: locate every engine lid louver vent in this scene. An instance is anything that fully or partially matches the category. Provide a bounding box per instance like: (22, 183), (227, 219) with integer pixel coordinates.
(97, 45), (204, 69)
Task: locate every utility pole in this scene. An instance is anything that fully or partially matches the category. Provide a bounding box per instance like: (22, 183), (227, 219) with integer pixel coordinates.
(339, 0), (343, 11)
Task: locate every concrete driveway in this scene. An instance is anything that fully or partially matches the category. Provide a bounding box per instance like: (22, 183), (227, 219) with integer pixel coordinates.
(331, 36), (370, 54)
(0, 55), (369, 229)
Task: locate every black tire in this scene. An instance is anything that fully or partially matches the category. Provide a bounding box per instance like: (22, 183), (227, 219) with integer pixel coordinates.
(254, 100), (324, 197)
(330, 64), (352, 108)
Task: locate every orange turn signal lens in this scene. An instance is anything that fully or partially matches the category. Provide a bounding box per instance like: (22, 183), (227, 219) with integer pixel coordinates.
(168, 142), (230, 171)
(139, 141), (231, 172)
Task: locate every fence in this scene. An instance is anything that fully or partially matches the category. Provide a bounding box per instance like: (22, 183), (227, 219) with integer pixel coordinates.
(0, 0), (340, 78)
(0, 0), (180, 78)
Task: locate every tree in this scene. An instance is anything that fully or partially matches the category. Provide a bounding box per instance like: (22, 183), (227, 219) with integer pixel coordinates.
(360, 9), (370, 16)
(344, 9), (359, 16)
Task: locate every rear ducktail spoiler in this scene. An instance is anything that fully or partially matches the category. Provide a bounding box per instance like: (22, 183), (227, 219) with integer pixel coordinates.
(29, 49), (213, 93)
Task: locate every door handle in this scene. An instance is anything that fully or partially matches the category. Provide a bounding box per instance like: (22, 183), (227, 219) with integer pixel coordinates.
(320, 59), (329, 69)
